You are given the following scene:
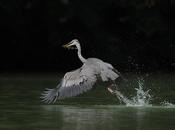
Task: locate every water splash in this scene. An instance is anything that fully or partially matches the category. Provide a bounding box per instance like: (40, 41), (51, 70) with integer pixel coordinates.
(113, 89), (133, 106)
(111, 78), (175, 107)
(113, 78), (152, 107)
(131, 79), (152, 106)
(161, 100), (175, 108)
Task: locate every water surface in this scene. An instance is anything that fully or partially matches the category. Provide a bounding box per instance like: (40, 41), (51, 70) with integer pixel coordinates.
(0, 73), (175, 130)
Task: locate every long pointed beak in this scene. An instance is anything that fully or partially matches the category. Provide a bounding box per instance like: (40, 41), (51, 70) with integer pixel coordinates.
(62, 42), (71, 48)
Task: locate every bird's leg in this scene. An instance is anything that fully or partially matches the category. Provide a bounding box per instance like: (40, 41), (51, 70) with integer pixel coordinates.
(107, 81), (119, 94)
(107, 84), (118, 94)
(107, 84), (124, 101)
(107, 84), (114, 94)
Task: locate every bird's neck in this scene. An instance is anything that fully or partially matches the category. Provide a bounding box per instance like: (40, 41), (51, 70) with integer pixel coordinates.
(76, 44), (87, 63)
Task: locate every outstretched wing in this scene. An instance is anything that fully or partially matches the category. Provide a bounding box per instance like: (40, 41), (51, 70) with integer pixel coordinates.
(59, 65), (97, 99)
(98, 61), (120, 81)
(41, 64), (97, 103)
(41, 58), (125, 103)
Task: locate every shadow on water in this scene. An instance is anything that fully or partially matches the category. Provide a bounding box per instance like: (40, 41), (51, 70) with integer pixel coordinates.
(0, 73), (175, 130)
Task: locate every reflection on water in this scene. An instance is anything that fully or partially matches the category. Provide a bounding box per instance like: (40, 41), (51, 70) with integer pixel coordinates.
(42, 105), (114, 130)
(1, 104), (175, 130)
(42, 105), (175, 130)
(0, 73), (175, 130)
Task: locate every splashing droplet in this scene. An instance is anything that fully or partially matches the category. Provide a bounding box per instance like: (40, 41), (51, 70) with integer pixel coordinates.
(161, 100), (175, 108)
(113, 78), (152, 107)
(131, 78), (152, 106)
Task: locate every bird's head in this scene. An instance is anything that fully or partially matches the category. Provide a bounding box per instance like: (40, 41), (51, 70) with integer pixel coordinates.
(62, 39), (79, 50)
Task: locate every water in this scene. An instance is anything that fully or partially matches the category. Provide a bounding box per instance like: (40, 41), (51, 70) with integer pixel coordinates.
(0, 73), (175, 130)
(113, 78), (152, 106)
(113, 77), (175, 107)
(161, 100), (175, 108)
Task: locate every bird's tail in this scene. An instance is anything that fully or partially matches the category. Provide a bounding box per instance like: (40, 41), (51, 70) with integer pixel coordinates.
(41, 84), (61, 104)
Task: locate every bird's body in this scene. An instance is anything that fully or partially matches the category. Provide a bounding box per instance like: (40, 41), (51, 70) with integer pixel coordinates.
(41, 39), (123, 103)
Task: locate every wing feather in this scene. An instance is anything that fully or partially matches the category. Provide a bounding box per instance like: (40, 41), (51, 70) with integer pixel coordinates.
(98, 62), (119, 81)
(57, 65), (97, 99)
(41, 58), (123, 103)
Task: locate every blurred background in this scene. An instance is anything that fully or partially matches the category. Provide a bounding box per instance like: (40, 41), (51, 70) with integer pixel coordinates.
(1, 1), (175, 129)
(1, 0), (175, 73)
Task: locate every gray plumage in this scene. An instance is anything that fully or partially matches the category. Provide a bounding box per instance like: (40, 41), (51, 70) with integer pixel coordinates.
(41, 39), (123, 103)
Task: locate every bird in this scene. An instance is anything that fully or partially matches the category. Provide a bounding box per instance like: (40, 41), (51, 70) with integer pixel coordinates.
(41, 39), (125, 103)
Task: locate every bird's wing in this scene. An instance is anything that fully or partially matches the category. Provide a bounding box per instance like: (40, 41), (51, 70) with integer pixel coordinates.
(41, 64), (98, 103)
(98, 61), (120, 81)
(58, 65), (97, 99)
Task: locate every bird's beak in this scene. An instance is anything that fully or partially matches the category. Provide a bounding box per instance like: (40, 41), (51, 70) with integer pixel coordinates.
(62, 42), (72, 49)
(62, 42), (76, 49)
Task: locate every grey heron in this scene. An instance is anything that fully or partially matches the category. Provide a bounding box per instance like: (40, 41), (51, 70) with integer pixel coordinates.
(41, 39), (124, 103)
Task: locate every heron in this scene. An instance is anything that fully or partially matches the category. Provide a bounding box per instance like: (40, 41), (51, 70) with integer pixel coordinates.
(41, 39), (125, 103)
